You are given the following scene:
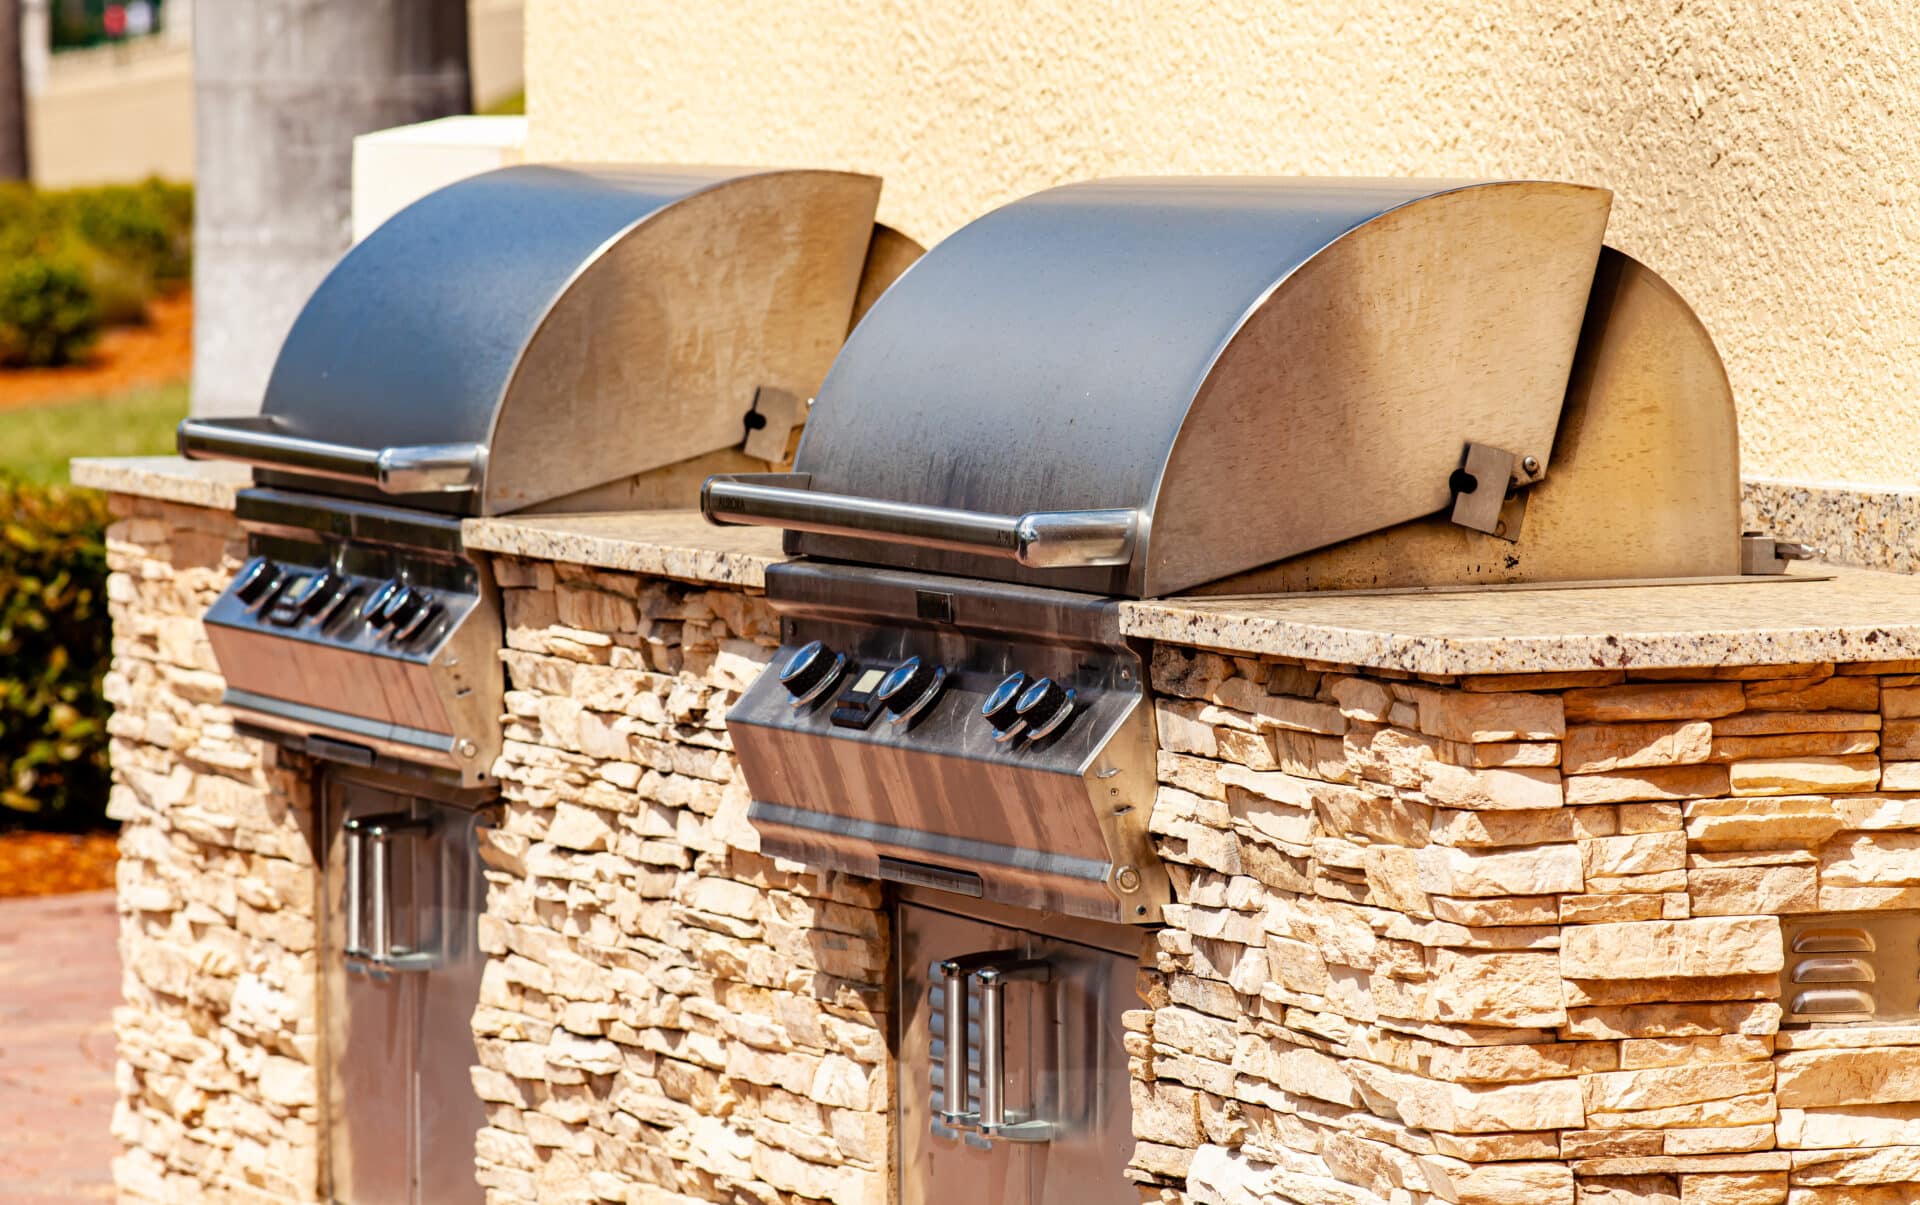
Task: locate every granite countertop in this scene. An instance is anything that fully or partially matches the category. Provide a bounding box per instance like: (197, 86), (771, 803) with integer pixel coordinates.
(1120, 567), (1920, 675)
(69, 455), (251, 510)
(63, 463), (1920, 674)
(462, 510), (785, 589)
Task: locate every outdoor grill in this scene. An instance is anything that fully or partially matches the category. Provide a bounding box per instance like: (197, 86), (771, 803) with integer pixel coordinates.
(176, 163), (894, 1205)
(702, 176), (1765, 1204)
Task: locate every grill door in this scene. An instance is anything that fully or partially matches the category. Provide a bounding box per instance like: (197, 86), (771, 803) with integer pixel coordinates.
(897, 901), (1136, 1205)
(321, 772), (490, 1205)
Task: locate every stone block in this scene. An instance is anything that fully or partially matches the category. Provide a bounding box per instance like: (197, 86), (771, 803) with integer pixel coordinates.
(1422, 763), (1564, 811)
(1688, 865), (1818, 915)
(1417, 844), (1583, 898)
(1776, 1046), (1920, 1109)
(1744, 676), (1878, 713)
(1563, 683), (1745, 723)
(1559, 918), (1784, 981)
(1683, 796), (1843, 850)
(1414, 689), (1565, 744)
(1564, 722), (1713, 775)
(1566, 766), (1731, 805)
(1729, 755), (1881, 796)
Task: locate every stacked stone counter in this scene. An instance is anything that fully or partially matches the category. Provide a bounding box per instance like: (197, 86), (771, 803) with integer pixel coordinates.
(470, 551), (890, 1205)
(72, 458), (324, 1203)
(80, 457), (1920, 1205)
(1118, 580), (1920, 1205)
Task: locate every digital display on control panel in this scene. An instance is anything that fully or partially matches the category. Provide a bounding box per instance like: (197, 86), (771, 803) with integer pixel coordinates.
(831, 666), (889, 730)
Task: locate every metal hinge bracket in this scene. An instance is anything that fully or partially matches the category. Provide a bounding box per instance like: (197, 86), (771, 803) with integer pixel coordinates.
(741, 386), (809, 463)
(1449, 442), (1543, 542)
(1742, 531), (1819, 575)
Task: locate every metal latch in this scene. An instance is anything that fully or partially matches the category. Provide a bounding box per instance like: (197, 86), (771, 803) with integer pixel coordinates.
(1742, 532), (1819, 575)
(937, 950), (1054, 1144)
(1449, 442), (1542, 542)
(343, 811), (438, 974)
(741, 387), (809, 463)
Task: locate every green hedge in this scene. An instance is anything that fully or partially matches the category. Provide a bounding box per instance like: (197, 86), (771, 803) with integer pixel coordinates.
(0, 179), (193, 367)
(0, 477), (111, 827)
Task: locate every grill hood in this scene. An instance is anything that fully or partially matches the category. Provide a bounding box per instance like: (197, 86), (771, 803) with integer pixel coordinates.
(705, 177), (1742, 597)
(181, 164), (886, 516)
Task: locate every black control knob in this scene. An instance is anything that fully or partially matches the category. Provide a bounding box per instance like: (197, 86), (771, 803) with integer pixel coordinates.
(878, 657), (936, 714)
(380, 585), (423, 627)
(1015, 676), (1075, 740)
(878, 656), (946, 723)
(392, 597), (440, 643)
(361, 579), (403, 625)
(982, 672), (1029, 733)
(292, 571), (342, 615)
(779, 640), (845, 704)
(234, 558), (281, 606)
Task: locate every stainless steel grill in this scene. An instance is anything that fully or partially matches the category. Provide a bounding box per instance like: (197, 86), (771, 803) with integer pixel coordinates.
(181, 162), (901, 1205)
(704, 176), (1757, 1203)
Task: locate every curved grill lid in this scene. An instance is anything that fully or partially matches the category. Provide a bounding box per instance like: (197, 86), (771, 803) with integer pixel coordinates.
(182, 164), (883, 516)
(711, 177), (1614, 596)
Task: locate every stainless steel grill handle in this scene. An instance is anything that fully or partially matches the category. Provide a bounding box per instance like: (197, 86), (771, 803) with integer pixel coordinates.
(937, 949), (1017, 1129)
(343, 812), (436, 973)
(976, 956), (1054, 1143)
(344, 819), (367, 958)
(178, 416), (486, 494)
(703, 473), (1137, 570)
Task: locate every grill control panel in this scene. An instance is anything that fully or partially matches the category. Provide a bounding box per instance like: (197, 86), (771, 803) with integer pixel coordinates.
(202, 523), (501, 787)
(1781, 912), (1920, 1024)
(726, 561), (1173, 925)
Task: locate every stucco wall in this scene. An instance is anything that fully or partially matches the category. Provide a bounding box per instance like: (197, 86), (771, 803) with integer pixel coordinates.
(524, 1), (1920, 490)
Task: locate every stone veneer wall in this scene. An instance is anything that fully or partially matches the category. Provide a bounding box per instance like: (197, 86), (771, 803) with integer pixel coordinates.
(471, 556), (891, 1205)
(102, 495), (322, 1204)
(1131, 645), (1920, 1205)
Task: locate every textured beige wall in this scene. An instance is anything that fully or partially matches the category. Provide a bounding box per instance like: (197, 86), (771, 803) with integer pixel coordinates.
(526, 2), (1920, 488)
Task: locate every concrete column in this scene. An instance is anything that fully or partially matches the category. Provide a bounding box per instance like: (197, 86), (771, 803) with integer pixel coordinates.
(191, 0), (469, 417)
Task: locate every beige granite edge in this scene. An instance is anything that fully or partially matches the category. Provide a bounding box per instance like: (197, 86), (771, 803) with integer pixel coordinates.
(1120, 567), (1920, 674)
(461, 511), (784, 589)
(70, 455), (250, 510)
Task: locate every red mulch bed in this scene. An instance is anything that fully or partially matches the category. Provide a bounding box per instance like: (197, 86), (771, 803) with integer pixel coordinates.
(0, 830), (119, 897)
(0, 290), (192, 412)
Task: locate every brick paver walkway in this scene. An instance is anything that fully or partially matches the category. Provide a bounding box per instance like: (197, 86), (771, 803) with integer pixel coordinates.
(0, 890), (119, 1203)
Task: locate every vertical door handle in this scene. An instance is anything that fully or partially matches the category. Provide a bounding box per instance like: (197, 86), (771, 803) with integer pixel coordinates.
(974, 957), (1053, 1143)
(936, 949), (1017, 1129)
(343, 812), (434, 972)
(343, 817), (368, 959)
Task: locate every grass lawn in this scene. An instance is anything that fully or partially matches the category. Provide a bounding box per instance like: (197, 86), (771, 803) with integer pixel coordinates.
(0, 382), (189, 485)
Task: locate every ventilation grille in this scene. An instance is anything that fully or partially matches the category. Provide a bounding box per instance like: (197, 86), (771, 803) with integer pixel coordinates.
(1782, 913), (1920, 1025)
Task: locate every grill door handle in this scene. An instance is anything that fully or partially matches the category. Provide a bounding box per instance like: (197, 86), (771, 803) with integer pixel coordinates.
(343, 812), (436, 973)
(702, 474), (1137, 569)
(936, 949), (1017, 1129)
(975, 956), (1053, 1143)
(178, 417), (485, 494)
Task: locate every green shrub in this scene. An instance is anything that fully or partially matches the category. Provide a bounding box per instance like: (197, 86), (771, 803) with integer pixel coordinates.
(0, 179), (193, 363)
(0, 477), (111, 827)
(0, 256), (100, 367)
(51, 179), (194, 286)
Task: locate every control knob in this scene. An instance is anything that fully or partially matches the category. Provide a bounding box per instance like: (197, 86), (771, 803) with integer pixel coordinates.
(234, 558), (282, 607)
(291, 571), (342, 616)
(1015, 676), (1076, 740)
(780, 640), (846, 705)
(381, 585), (425, 627)
(982, 672), (1029, 741)
(391, 594), (441, 643)
(877, 656), (946, 724)
(361, 579), (404, 625)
